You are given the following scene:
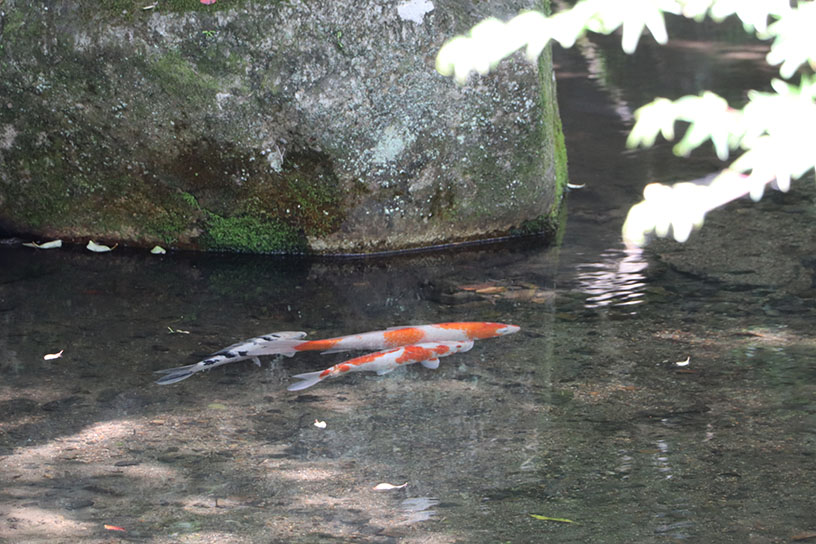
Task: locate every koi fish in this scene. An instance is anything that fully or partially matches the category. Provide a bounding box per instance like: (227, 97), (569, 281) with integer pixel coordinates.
(154, 331), (307, 385)
(287, 340), (474, 391)
(154, 321), (519, 385)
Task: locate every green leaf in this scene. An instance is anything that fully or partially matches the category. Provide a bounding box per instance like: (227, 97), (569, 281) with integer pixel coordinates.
(627, 97), (677, 148)
(765, 2), (816, 79)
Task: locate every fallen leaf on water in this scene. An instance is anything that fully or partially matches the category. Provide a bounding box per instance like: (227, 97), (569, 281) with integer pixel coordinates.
(529, 514), (575, 523)
(498, 288), (535, 300)
(207, 403), (227, 410)
(475, 286), (506, 295)
(314, 419), (327, 429)
(104, 524), (126, 532)
(458, 283), (496, 291)
(675, 356), (690, 367)
(23, 239), (62, 249)
(167, 326), (190, 334)
(532, 291), (557, 303)
(43, 350), (64, 360)
(373, 482), (407, 490)
(86, 240), (117, 252)
(793, 532), (816, 541)
(150, 245), (166, 254)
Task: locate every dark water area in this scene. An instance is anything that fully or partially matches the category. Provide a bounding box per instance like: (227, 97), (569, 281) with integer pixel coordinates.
(2, 25), (816, 544)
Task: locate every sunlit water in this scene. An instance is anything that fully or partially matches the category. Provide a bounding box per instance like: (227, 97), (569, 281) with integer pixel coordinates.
(2, 26), (816, 544)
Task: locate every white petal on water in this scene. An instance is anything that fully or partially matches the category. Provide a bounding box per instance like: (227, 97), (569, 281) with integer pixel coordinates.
(373, 482), (408, 490)
(44, 349), (64, 360)
(22, 240), (62, 249)
(86, 240), (116, 252)
(313, 419), (327, 429)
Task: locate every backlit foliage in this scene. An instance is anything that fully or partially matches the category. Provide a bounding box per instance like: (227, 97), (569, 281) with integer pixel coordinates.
(436, 0), (815, 247)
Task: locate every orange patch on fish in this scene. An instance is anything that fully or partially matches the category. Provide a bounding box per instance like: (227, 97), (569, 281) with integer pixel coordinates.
(383, 327), (426, 347)
(435, 322), (502, 339)
(351, 351), (390, 366)
(395, 345), (432, 364)
(295, 337), (343, 352)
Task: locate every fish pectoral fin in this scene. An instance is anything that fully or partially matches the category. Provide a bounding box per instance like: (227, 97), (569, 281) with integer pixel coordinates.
(421, 358), (440, 369)
(376, 368), (395, 375)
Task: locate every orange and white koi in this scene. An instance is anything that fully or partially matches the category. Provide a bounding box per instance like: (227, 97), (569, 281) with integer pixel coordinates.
(287, 340), (474, 391)
(155, 321), (519, 385)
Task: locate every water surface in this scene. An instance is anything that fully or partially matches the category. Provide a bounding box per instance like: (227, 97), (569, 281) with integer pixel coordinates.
(2, 24), (816, 544)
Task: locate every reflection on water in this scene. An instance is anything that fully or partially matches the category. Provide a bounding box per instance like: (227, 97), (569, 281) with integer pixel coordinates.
(400, 497), (439, 524)
(576, 247), (648, 309)
(3, 21), (816, 544)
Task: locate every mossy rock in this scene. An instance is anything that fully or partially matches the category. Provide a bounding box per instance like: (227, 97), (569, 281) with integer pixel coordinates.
(0, 0), (566, 254)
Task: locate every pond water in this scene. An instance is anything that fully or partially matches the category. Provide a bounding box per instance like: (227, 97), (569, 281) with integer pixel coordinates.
(2, 25), (816, 544)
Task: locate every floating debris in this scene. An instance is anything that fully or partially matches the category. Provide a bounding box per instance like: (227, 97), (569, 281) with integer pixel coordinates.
(313, 419), (327, 429)
(529, 514), (575, 523)
(150, 245), (166, 254)
(167, 326), (190, 334)
(86, 240), (117, 252)
(373, 482), (407, 490)
(675, 356), (690, 367)
(22, 239), (62, 249)
(43, 349), (64, 360)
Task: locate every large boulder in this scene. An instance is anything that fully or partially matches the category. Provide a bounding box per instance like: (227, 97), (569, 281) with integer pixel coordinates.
(0, 0), (566, 254)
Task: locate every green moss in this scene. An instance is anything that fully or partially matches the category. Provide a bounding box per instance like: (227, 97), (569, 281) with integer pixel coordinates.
(538, 43), (569, 203)
(180, 191), (201, 210)
(244, 150), (344, 237)
(203, 212), (305, 253)
(429, 184), (456, 222)
(175, 190), (308, 253)
(147, 51), (220, 104)
(136, 190), (203, 245)
(511, 201), (567, 244)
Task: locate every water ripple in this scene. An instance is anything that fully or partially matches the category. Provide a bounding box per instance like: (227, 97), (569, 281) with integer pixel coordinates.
(576, 248), (649, 309)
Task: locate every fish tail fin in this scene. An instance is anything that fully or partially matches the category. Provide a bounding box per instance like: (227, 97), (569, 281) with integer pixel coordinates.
(287, 371), (324, 391)
(154, 353), (230, 384)
(154, 362), (203, 385)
